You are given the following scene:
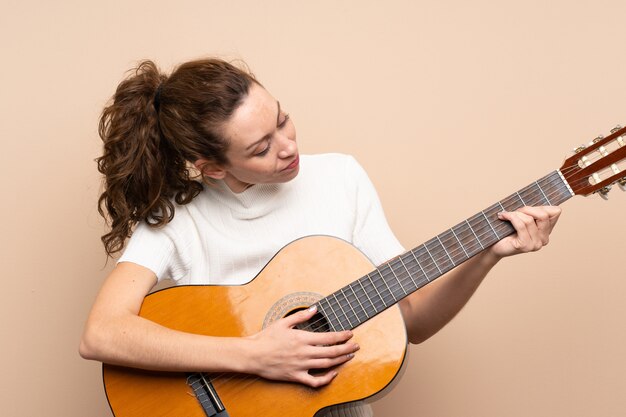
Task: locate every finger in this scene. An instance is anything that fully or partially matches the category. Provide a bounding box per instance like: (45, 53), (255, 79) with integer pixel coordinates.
(522, 205), (562, 223)
(302, 329), (354, 346)
(519, 206), (562, 243)
(498, 210), (534, 250)
(295, 369), (339, 388)
(514, 207), (547, 247)
(281, 305), (319, 328)
(545, 205), (562, 227)
(517, 206), (552, 245)
(305, 351), (356, 370)
(308, 341), (359, 359)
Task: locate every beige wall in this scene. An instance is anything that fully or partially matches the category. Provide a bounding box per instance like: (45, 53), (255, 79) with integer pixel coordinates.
(2, 1), (625, 416)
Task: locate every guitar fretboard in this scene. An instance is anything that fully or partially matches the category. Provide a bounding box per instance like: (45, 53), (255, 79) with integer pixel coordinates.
(316, 170), (574, 332)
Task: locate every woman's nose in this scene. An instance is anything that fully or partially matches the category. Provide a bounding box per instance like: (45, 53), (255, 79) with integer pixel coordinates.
(277, 134), (297, 159)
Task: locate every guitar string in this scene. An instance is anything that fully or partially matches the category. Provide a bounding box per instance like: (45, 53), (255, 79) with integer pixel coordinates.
(189, 150), (626, 394)
(558, 151), (624, 188)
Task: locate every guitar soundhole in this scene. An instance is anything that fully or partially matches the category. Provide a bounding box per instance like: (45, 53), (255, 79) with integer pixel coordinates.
(262, 291), (325, 330)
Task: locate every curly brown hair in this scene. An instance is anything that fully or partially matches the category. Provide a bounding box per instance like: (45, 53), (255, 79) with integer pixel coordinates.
(96, 58), (257, 256)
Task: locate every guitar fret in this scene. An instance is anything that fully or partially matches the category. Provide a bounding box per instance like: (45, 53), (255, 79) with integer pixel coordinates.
(432, 237), (455, 272)
(349, 283), (371, 320)
(409, 249), (430, 282)
(350, 281), (372, 322)
(356, 279), (376, 317)
(494, 201), (513, 237)
(331, 293), (354, 329)
(482, 203), (511, 239)
(375, 267), (396, 301)
(362, 274), (385, 311)
(340, 287), (363, 324)
(436, 235), (455, 266)
(397, 255), (417, 289)
(481, 210), (500, 239)
(515, 191), (527, 206)
(402, 252), (430, 288)
(535, 180), (552, 205)
(441, 229), (466, 265)
(465, 219), (485, 249)
(450, 227), (470, 259)
(400, 253), (418, 282)
(416, 245), (441, 280)
(501, 193), (522, 211)
(470, 213), (499, 248)
(366, 272), (388, 309)
(318, 298), (341, 331)
(387, 262), (408, 296)
(452, 223), (482, 257)
(519, 183), (544, 206)
(423, 241), (443, 275)
(332, 294), (352, 331)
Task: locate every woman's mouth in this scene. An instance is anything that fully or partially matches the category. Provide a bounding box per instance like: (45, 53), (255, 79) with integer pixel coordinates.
(282, 155), (299, 171)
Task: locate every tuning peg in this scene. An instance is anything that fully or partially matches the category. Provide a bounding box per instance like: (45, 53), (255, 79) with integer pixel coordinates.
(611, 125), (623, 134)
(573, 145), (586, 153)
(597, 186), (612, 200)
(592, 135), (604, 144)
(618, 177), (626, 191)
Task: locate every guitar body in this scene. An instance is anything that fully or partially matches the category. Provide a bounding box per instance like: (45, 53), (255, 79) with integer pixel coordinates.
(103, 236), (408, 417)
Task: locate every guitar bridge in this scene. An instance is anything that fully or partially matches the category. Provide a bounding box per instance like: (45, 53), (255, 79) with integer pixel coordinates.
(187, 373), (230, 417)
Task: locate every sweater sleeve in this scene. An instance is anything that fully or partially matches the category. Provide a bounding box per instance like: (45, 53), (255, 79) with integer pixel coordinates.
(117, 221), (190, 282)
(346, 156), (405, 266)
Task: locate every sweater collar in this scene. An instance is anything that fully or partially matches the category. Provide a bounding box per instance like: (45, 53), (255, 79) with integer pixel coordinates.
(208, 180), (285, 220)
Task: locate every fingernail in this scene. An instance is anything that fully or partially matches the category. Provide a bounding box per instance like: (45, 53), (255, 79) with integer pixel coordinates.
(307, 305), (317, 312)
(354, 344), (360, 351)
(347, 353), (354, 359)
(497, 212), (504, 219)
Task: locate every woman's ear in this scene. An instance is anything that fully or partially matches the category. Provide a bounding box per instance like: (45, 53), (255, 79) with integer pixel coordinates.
(194, 159), (226, 180)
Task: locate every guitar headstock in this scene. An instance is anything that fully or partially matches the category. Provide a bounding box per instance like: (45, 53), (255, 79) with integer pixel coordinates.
(560, 125), (626, 199)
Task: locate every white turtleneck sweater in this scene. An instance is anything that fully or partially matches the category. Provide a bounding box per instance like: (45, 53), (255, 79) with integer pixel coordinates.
(119, 153), (405, 417)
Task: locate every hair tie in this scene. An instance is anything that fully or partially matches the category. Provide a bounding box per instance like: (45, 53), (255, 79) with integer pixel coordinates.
(153, 84), (163, 112)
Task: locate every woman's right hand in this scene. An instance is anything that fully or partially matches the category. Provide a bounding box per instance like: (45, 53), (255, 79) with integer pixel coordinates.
(245, 306), (359, 387)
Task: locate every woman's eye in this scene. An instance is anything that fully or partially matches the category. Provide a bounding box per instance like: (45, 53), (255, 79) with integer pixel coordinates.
(255, 143), (271, 156)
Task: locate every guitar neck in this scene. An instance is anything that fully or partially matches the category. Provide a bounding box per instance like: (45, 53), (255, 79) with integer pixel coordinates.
(315, 170), (575, 332)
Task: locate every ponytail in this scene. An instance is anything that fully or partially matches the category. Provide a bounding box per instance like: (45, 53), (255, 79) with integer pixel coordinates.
(96, 61), (201, 256)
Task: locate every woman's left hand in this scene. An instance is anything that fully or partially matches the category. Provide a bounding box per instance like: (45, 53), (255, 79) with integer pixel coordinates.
(490, 206), (562, 259)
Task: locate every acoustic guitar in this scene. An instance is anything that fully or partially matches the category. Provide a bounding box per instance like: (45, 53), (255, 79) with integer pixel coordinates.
(103, 126), (626, 417)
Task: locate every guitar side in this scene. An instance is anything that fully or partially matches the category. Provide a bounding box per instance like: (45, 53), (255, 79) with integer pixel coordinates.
(103, 236), (408, 417)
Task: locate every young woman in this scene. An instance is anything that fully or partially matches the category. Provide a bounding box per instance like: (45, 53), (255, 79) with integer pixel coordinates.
(80, 58), (561, 417)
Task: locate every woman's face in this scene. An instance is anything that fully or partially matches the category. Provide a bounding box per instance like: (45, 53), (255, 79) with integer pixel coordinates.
(213, 83), (299, 193)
